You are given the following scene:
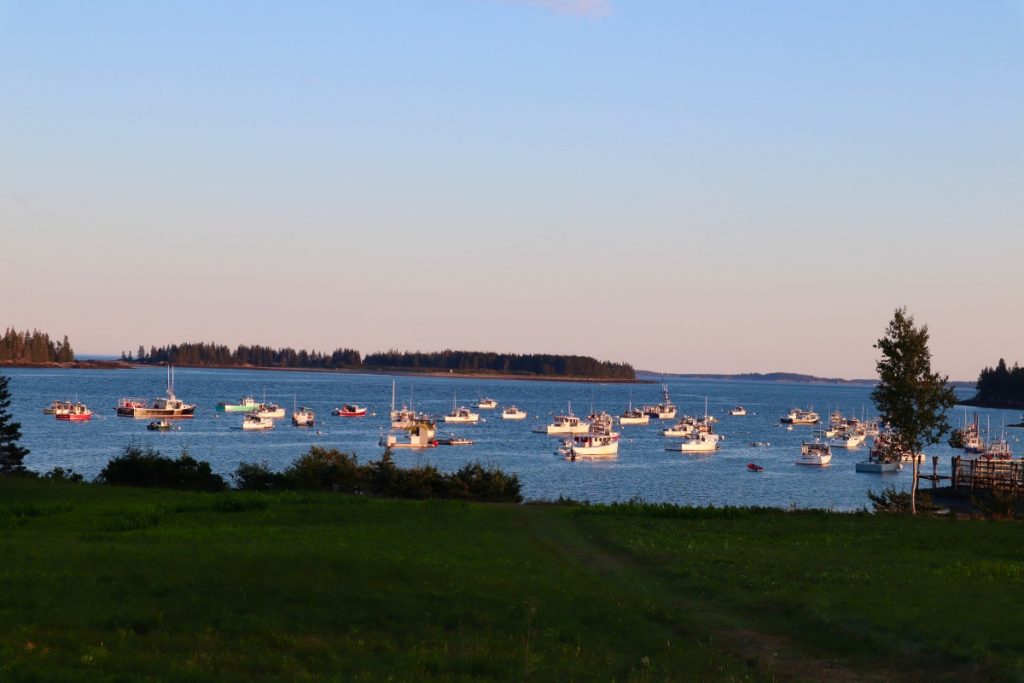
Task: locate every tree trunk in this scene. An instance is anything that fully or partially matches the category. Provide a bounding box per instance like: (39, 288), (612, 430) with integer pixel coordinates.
(910, 458), (919, 515)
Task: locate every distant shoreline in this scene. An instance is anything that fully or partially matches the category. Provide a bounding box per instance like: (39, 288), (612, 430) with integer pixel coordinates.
(958, 397), (1024, 411)
(0, 360), (131, 370)
(124, 362), (650, 384)
(639, 371), (975, 388)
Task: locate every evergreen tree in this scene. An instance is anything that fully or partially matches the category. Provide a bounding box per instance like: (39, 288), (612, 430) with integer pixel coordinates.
(871, 308), (957, 514)
(0, 374), (29, 474)
(137, 345), (147, 363)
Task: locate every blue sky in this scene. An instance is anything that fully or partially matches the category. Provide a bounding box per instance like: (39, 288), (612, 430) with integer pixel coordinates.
(1, 1), (1021, 378)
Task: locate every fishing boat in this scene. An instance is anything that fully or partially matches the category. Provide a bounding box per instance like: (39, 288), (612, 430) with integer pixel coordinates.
(332, 404), (368, 417)
(670, 432), (719, 453)
(729, 406), (747, 416)
(147, 419), (174, 431)
(780, 407), (820, 425)
(828, 431), (866, 449)
(477, 398), (498, 410)
(534, 404), (590, 435)
(750, 441), (771, 447)
(567, 432), (620, 458)
(242, 414), (274, 431)
(619, 392), (648, 425)
(662, 417), (696, 438)
(443, 394), (480, 423)
(502, 406), (528, 420)
(388, 381), (421, 428)
(642, 384), (677, 419)
(292, 406), (316, 427)
(55, 402), (92, 421)
(380, 422), (437, 449)
(216, 396), (259, 413)
(254, 403), (286, 419)
(436, 435), (474, 446)
(796, 441), (832, 466)
(116, 366), (196, 419)
(43, 399), (71, 415)
(855, 444), (901, 473)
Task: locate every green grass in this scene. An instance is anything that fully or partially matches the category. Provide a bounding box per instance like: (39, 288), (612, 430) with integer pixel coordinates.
(1, 479), (1022, 681)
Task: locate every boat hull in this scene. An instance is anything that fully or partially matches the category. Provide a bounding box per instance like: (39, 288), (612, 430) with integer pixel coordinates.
(217, 404), (258, 413)
(855, 460), (900, 473)
(117, 406), (196, 419)
(502, 412), (527, 420)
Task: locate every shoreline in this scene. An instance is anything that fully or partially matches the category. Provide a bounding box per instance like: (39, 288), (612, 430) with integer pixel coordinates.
(0, 360), (132, 370)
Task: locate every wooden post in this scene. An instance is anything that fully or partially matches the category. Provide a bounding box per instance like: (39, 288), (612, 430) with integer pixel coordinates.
(931, 455), (938, 488)
(952, 455), (959, 489)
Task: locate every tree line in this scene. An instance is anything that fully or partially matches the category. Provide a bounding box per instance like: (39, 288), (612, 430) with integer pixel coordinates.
(0, 328), (74, 363)
(967, 358), (1024, 408)
(130, 342), (635, 379)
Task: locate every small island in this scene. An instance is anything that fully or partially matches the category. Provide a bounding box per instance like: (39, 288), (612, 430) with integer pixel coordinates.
(959, 358), (1024, 410)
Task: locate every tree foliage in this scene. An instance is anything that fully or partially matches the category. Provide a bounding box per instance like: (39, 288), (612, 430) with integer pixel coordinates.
(970, 358), (1024, 408)
(870, 308), (957, 514)
(0, 374), (30, 474)
(0, 328), (74, 363)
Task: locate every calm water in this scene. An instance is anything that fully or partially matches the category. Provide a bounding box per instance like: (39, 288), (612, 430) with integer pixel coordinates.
(6, 367), (1017, 510)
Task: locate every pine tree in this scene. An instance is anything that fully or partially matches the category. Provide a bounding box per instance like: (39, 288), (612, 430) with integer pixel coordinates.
(137, 345), (146, 363)
(0, 374), (29, 474)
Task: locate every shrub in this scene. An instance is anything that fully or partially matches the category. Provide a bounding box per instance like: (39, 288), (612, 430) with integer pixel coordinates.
(43, 467), (84, 482)
(868, 485), (936, 515)
(281, 446), (362, 492)
(233, 461), (287, 491)
(97, 445), (226, 492)
(448, 462), (522, 503)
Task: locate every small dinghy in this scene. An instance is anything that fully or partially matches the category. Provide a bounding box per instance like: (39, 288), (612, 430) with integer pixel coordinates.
(746, 463), (764, 472)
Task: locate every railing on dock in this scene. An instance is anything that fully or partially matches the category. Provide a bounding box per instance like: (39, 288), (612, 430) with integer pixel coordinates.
(951, 455), (1024, 494)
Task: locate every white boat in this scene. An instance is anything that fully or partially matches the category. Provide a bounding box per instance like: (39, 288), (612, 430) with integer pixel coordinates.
(292, 405), (315, 427)
(780, 407), (820, 425)
(671, 432), (719, 453)
(796, 441), (832, 466)
(728, 406), (747, 416)
(535, 405), (590, 435)
(502, 406), (528, 420)
(568, 432), (620, 458)
(477, 398), (498, 410)
(981, 438), (1014, 460)
(254, 403), (286, 419)
(828, 431), (866, 449)
(662, 417), (696, 438)
(380, 422), (437, 449)
(43, 399), (71, 415)
(242, 414), (274, 431)
(855, 458), (901, 473)
(619, 406), (649, 426)
(642, 384), (677, 420)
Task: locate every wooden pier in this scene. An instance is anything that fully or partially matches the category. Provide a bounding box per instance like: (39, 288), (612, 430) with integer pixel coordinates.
(951, 455), (1024, 494)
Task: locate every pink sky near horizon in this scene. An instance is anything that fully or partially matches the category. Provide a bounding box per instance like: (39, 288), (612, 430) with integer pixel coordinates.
(1, 1), (1021, 381)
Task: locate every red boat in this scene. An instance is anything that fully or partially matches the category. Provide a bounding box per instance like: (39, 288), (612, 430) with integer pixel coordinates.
(56, 403), (93, 421)
(746, 463), (763, 472)
(332, 404), (368, 417)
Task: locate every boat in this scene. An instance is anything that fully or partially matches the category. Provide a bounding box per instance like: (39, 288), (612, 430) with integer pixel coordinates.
(855, 443), (901, 473)
(534, 404), (590, 435)
(502, 406), (528, 420)
(254, 403), (286, 419)
(55, 402), (92, 421)
(662, 417), (696, 438)
(116, 366), (196, 419)
(477, 398), (498, 410)
(796, 441), (832, 466)
(828, 431), (866, 449)
(380, 422), (438, 449)
(780, 407), (820, 425)
(750, 441), (771, 447)
(444, 394), (480, 424)
(642, 384), (677, 419)
(292, 406), (316, 427)
(388, 381), (423, 428)
(332, 404), (368, 417)
(619, 405), (649, 426)
(216, 396), (259, 413)
(43, 399), (71, 415)
(981, 438), (1014, 460)
(444, 406), (480, 423)
(567, 432), (620, 458)
(729, 406), (747, 416)
(242, 414), (275, 431)
(746, 463), (764, 472)
(436, 435), (474, 446)
(147, 420), (174, 431)
(670, 432), (720, 453)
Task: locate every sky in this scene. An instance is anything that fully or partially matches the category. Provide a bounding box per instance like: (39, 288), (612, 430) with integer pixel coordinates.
(1, 1), (1021, 379)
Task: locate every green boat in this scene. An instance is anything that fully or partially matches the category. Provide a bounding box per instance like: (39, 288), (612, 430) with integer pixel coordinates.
(216, 396), (260, 413)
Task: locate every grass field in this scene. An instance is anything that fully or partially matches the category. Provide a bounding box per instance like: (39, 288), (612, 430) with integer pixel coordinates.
(1, 478), (1022, 681)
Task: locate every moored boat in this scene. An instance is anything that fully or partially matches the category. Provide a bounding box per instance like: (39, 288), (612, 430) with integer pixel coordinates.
(477, 398), (498, 410)
(502, 406), (528, 420)
(332, 404), (368, 417)
(729, 406), (747, 416)
(43, 399), (71, 415)
(253, 403), (286, 419)
(116, 366), (195, 419)
(216, 396), (259, 413)
(642, 384), (677, 420)
(780, 407), (820, 425)
(567, 432), (620, 458)
(242, 414), (275, 431)
(828, 431), (866, 449)
(55, 402), (92, 421)
(796, 441), (832, 466)
(670, 432), (719, 453)
(292, 406), (315, 427)
(147, 419), (174, 431)
(534, 404), (590, 435)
